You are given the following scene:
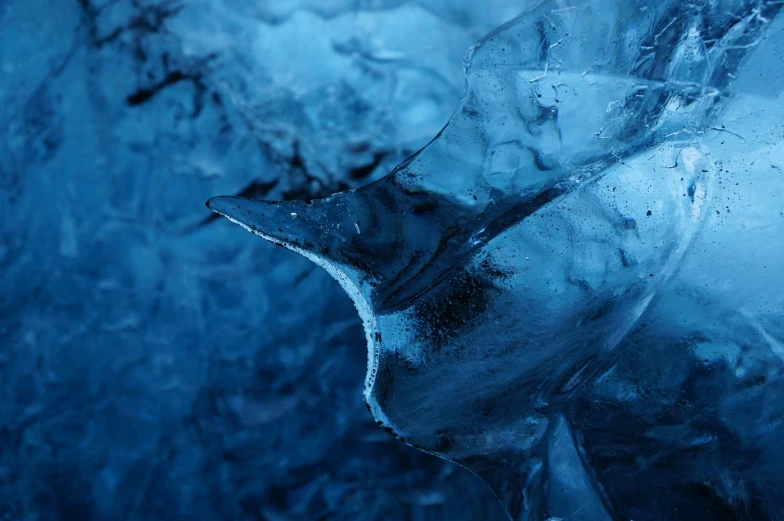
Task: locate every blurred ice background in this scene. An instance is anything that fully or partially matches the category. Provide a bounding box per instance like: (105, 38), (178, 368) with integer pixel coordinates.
(0, 1), (531, 519)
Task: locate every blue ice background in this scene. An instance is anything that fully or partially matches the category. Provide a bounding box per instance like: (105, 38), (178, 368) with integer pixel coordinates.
(0, 1), (529, 519)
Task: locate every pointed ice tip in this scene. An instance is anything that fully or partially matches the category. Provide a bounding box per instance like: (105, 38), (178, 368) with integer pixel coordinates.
(205, 193), (360, 269)
(206, 194), (295, 239)
(206, 195), (287, 235)
(206, 192), (378, 330)
(206, 195), (243, 218)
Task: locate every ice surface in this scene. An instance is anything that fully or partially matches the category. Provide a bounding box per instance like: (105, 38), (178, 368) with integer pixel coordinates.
(210, 1), (784, 519)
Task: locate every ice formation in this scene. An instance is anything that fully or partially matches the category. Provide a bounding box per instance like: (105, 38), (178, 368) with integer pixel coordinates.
(210, 1), (784, 519)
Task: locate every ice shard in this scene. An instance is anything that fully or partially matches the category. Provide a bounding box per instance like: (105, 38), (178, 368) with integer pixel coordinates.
(209, 1), (784, 519)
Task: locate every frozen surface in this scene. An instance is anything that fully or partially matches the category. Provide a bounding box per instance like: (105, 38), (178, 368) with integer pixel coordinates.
(210, 1), (784, 519)
(0, 1), (533, 520)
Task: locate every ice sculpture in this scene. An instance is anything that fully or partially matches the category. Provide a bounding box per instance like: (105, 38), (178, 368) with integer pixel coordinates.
(209, 1), (784, 519)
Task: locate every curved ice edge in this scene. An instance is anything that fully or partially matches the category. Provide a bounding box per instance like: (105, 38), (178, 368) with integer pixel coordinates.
(206, 196), (389, 424)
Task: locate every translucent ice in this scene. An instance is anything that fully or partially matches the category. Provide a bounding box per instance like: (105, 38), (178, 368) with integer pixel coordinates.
(210, 0), (784, 519)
